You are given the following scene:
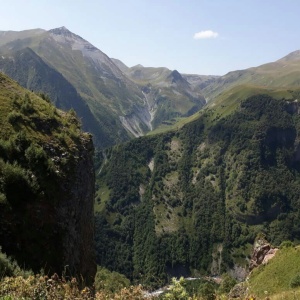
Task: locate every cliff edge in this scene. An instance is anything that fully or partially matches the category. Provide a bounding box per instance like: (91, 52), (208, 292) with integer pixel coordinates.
(0, 73), (96, 285)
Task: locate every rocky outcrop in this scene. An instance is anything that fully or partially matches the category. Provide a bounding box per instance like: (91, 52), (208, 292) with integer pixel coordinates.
(249, 237), (278, 271)
(262, 248), (278, 265)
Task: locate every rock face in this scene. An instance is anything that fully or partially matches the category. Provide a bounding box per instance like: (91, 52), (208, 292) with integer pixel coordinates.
(57, 135), (96, 285)
(0, 134), (96, 285)
(0, 74), (96, 285)
(249, 237), (278, 271)
(262, 248), (278, 265)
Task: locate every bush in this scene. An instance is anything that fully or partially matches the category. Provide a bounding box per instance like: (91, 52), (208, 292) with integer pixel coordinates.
(0, 247), (31, 277)
(20, 93), (35, 114)
(94, 266), (130, 294)
(290, 273), (300, 288)
(7, 111), (22, 124)
(25, 144), (48, 169)
(163, 277), (189, 300)
(0, 160), (35, 205)
(280, 240), (294, 249)
(199, 282), (216, 300)
(219, 274), (236, 294)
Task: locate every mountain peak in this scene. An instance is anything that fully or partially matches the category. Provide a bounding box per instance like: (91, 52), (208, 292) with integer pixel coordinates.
(48, 26), (76, 37)
(132, 64), (144, 69)
(279, 50), (300, 62)
(168, 69), (184, 83)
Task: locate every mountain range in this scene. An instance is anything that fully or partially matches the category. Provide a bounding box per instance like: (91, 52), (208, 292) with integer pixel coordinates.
(2, 25), (300, 290)
(93, 45), (300, 285)
(0, 27), (207, 147)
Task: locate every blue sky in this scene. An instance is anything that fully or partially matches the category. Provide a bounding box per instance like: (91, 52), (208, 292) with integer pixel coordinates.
(1, 0), (300, 75)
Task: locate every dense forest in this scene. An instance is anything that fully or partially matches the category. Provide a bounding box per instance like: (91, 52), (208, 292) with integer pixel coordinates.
(95, 94), (300, 287)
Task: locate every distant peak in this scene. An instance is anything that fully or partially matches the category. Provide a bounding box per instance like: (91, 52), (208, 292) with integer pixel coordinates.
(132, 64), (144, 69)
(168, 70), (183, 83)
(48, 26), (75, 37)
(280, 50), (300, 62)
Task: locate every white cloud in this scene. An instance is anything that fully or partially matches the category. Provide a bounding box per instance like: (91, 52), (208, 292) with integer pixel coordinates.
(193, 30), (219, 40)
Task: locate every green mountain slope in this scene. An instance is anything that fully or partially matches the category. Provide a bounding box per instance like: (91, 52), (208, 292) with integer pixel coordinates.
(0, 29), (45, 47)
(248, 246), (300, 298)
(95, 90), (300, 286)
(0, 72), (95, 284)
(0, 27), (145, 145)
(122, 64), (206, 129)
(0, 47), (114, 146)
(0, 27), (208, 146)
(203, 50), (300, 102)
(111, 58), (130, 73)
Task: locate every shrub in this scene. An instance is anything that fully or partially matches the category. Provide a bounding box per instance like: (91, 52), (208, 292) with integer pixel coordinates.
(280, 240), (294, 249)
(25, 144), (48, 169)
(20, 93), (35, 114)
(219, 274), (236, 294)
(0, 193), (7, 205)
(199, 282), (216, 300)
(0, 160), (35, 205)
(0, 247), (31, 278)
(290, 273), (300, 288)
(163, 277), (189, 300)
(38, 92), (51, 103)
(0, 139), (9, 160)
(94, 266), (130, 294)
(7, 111), (22, 124)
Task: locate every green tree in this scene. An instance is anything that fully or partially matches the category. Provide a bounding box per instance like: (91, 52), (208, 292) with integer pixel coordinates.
(163, 277), (189, 300)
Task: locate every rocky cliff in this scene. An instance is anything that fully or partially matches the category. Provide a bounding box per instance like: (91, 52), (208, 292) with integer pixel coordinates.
(0, 73), (96, 285)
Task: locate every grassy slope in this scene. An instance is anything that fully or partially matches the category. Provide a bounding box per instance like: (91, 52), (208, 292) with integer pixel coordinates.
(148, 84), (297, 136)
(0, 29), (45, 47)
(124, 65), (206, 127)
(203, 50), (300, 101)
(249, 247), (300, 298)
(0, 72), (83, 145)
(0, 30), (142, 145)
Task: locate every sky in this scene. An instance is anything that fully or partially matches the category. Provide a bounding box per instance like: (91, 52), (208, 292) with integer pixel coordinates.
(1, 0), (300, 75)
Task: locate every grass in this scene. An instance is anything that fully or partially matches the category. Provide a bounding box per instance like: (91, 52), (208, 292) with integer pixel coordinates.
(94, 183), (110, 213)
(153, 202), (180, 234)
(269, 288), (300, 299)
(248, 246), (300, 297)
(202, 53), (300, 102)
(0, 73), (85, 151)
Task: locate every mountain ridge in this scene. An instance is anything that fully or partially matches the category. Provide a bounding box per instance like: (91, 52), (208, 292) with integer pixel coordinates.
(0, 26), (209, 146)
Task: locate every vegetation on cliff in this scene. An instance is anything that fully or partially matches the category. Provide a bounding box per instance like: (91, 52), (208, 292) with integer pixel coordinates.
(0, 72), (95, 284)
